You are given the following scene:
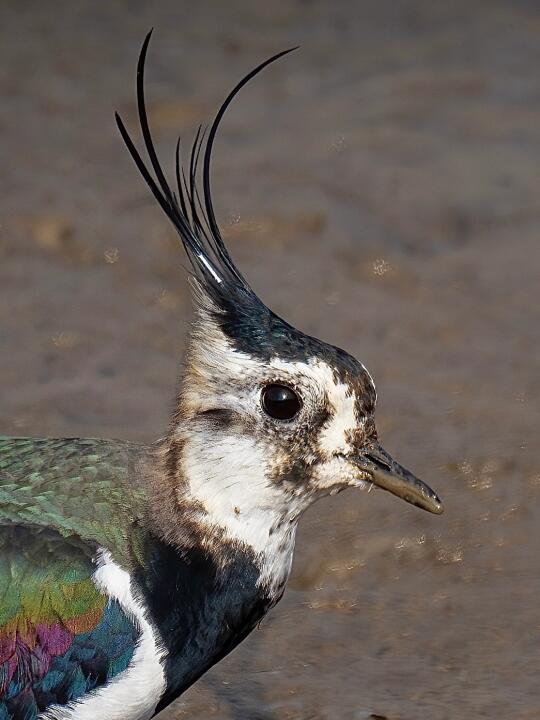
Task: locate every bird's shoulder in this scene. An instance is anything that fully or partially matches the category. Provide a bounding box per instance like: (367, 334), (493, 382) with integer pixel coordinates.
(0, 436), (151, 560)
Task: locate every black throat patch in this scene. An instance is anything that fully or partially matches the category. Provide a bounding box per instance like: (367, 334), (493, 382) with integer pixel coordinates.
(132, 534), (277, 711)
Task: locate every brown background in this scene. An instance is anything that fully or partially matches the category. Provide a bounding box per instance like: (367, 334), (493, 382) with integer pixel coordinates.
(1, 2), (539, 718)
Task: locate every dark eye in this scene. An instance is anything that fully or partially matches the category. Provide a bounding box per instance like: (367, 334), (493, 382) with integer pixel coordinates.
(261, 384), (301, 421)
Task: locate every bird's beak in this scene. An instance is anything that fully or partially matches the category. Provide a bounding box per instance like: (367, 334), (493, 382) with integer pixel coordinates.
(351, 442), (443, 514)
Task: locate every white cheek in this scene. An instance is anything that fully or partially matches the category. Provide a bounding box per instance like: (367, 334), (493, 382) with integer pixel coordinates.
(312, 456), (369, 490)
(181, 433), (286, 551)
(318, 383), (357, 457)
(180, 431), (302, 594)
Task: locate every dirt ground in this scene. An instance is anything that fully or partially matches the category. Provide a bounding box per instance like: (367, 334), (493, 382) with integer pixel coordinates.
(1, 2), (539, 718)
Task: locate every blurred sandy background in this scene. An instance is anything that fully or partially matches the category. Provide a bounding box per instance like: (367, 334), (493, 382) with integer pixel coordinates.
(1, 2), (539, 718)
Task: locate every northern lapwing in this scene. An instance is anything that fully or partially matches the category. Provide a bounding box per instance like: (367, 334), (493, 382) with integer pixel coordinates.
(0, 32), (443, 720)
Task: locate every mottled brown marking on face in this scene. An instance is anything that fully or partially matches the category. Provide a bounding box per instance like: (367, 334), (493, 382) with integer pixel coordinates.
(330, 358), (376, 415)
(264, 400), (331, 493)
(197, 408), (237, 429)
(164, 437), (182, 484)
(143, 440), (205, 546)
(345, 417), (377, 450)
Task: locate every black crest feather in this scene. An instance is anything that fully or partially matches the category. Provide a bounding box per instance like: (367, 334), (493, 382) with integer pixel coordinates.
(115, 33), (374, 382)
(115, 30), (297, 315)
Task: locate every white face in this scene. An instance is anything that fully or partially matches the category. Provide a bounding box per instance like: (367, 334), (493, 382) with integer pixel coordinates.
(173, 314), (377, 569)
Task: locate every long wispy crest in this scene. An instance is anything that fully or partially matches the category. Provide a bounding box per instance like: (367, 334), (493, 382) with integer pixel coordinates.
(115, 30), (297, 308)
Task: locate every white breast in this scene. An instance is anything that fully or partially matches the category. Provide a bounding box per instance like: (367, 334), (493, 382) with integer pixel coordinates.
(40, 551), (166, 720)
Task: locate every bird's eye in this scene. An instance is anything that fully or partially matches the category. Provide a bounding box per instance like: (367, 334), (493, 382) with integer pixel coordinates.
(261, 384), (301, 421)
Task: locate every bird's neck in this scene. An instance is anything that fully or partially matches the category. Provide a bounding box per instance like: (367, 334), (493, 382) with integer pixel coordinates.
(135, 438), (302, 706)
(149, 433), (303, 595)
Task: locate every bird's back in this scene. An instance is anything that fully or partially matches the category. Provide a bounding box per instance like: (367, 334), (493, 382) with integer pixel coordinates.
(0, 436), (149, 548)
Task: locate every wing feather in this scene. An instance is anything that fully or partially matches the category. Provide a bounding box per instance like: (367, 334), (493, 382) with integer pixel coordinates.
(0, 525), (140, 718)
(0, 438), (143, 718)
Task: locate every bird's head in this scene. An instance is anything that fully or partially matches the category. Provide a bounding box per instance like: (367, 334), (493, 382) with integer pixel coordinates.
(176, 280), (442, 517)
(117, 33), (442, 574)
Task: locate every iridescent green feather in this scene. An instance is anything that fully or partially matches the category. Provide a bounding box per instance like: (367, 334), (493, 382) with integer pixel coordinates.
(0, 524), (104, 632)
(0, 436), (150, 566)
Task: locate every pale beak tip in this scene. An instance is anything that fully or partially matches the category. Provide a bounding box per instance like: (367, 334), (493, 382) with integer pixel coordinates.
(429, 497), (444, 515)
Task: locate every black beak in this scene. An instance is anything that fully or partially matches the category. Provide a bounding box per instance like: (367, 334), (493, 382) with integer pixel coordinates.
(352, 443), (443, 514)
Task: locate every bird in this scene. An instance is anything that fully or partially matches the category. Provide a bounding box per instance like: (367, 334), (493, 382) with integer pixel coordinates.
(0, 32), (443, 720)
